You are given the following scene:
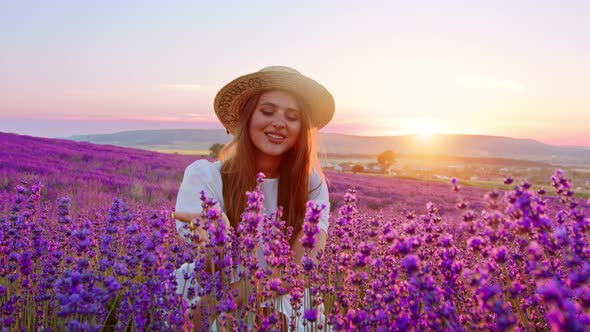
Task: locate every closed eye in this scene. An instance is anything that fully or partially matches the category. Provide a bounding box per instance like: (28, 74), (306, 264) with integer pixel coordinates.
(257, 104), (300, 121)
(285, 110), (300, 122)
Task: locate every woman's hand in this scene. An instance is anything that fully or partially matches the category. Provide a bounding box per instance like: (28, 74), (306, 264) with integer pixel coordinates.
(173, 211), (231, 248)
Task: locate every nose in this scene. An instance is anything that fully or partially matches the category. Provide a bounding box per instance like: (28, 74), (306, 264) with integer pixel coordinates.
(272, 120), (285, 129)
(271, 113), (286, 128)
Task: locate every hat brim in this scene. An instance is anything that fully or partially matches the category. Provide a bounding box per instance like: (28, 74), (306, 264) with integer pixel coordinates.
(214, 70), (335, 134)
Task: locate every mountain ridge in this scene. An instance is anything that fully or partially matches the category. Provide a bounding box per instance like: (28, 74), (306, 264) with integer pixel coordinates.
(65, 129), (590, 167)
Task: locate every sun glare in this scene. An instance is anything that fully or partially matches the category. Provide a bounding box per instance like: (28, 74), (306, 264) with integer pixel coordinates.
(409, 119), (439, 138)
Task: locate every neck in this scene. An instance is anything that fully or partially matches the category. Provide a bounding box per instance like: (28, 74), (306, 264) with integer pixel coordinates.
(255, 153), (282, 178)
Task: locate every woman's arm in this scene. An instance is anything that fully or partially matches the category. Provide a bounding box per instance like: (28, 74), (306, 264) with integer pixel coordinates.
(174, 211), (231, 274)
(175, 160), (224, 243)
(173, 211), (210, 245)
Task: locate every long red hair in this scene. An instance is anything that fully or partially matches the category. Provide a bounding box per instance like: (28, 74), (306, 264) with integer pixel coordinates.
(219, 89), (322, 245)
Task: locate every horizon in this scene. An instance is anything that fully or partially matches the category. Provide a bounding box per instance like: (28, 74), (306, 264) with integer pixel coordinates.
(2, 127), (589, 149)
(1, 1), (589, 147)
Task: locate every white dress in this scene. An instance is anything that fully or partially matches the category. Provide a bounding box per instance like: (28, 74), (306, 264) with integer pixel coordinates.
(173, 159), (330, 330)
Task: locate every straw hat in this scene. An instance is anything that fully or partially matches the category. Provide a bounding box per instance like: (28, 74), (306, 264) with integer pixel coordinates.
(214, 66), (335, 134)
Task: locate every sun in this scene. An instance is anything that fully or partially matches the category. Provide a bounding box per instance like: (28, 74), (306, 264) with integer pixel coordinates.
(409, 119), (439, 137)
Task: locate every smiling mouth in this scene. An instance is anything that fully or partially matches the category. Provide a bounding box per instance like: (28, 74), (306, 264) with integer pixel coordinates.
(265, 132), (286, 142)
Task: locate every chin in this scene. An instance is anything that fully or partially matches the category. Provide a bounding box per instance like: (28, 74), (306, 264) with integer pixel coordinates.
(264, 150), (286, 157)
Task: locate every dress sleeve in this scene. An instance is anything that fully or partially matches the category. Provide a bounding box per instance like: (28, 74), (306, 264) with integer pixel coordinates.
(308, 169), (330, 235)
(175, 159), (223, 243)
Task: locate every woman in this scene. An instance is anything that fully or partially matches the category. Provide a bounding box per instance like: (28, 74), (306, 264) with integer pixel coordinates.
(173, 66), (335, 330)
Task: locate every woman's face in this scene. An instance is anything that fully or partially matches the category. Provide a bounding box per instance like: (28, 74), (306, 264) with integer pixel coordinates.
(248, 90), (302, 160)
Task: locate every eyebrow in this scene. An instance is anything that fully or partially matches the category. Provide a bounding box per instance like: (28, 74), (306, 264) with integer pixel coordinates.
(258, 101), (300, 113)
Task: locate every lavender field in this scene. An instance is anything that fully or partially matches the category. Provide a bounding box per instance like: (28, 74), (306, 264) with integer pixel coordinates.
(1, 132), (589, 331)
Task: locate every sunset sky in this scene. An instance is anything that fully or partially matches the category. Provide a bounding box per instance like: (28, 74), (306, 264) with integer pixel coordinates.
(1, 0), (588, 146)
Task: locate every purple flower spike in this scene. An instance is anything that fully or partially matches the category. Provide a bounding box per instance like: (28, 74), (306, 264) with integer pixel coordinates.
(467, 236), (485, 252)
(401, 254), (421, 274)
(301, 202), (325, 250)
(303, 308), (318, 322)
(451, 178), (461, 193)
(256, 172), (265, 184)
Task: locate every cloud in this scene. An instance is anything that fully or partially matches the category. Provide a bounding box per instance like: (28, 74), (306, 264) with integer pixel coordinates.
(455, 77), (525, 91)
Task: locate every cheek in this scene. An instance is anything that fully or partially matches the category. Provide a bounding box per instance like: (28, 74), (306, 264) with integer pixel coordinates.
(248, 114), (263, 135)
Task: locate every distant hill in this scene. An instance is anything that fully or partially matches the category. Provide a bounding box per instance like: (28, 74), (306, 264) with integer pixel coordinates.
(68, 129), (590, 166)
(320, 133), (590, 166)
(69, 129), (232, 151)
